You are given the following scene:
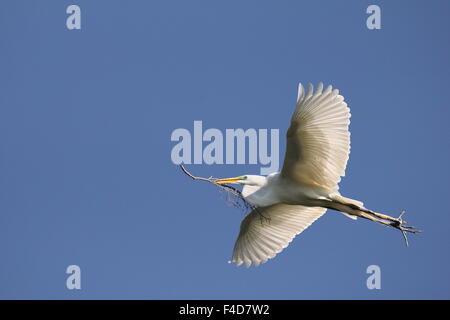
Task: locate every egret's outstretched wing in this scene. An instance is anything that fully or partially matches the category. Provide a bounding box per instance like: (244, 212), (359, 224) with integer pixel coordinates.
(281, 83), (351, 191)
(230, 204), (326, 267)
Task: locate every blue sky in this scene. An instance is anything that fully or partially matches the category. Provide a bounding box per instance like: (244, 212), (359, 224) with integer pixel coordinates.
(0, 0), (449, 299)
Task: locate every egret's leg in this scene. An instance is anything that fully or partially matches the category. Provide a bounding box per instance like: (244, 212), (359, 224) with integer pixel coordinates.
(334, 200), (415, 226)
(359, 210), (421, 247)
(338, 201), (399, 223)
(363, 209), (399, 223)
(326, 199), (421, 246)
(358, 209), (420, 234)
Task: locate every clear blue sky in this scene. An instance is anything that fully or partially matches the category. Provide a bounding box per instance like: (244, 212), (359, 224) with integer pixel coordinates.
(0, 0), (449, 299)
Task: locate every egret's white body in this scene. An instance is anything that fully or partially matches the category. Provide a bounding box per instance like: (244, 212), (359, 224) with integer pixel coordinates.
(241, 173), (332, 208)
(206, 83), (419, 267)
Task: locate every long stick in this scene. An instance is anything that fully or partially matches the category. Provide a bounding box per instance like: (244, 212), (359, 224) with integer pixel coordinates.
(179, 165), (244, 198)
(179, 165), (217, 183)
(178, 165), (257, 211)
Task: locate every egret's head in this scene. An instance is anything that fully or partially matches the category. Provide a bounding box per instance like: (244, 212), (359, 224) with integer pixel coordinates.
(215, 175), (266, 186)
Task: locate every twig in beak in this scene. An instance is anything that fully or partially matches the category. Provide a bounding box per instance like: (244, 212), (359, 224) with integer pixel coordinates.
(179, 165), (256, 211)
(179, 165), (218, 183)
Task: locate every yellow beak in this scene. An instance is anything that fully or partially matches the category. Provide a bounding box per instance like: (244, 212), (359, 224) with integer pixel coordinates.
(214, 177), (242, 184)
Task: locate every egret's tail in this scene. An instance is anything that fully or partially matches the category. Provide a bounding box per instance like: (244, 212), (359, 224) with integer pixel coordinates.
(330, 195), (364, 220)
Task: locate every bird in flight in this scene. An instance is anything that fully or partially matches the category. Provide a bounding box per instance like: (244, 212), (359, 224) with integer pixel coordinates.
(181, 83), (420, 267)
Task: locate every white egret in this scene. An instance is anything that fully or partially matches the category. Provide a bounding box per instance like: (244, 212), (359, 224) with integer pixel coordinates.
(182, 83), (420, 267)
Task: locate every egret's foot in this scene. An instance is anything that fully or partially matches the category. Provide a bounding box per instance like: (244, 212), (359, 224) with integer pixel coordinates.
(389, 210), (421, 247)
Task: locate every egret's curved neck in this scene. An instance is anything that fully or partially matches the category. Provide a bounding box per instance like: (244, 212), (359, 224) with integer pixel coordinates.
(242, 173), (281, 207)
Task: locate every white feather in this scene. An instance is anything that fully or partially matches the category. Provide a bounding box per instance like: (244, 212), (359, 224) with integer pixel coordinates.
(230, 204), (326, 267)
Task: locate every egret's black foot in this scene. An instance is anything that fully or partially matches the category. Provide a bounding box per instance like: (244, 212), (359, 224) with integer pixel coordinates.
(389, 210), (421, 247)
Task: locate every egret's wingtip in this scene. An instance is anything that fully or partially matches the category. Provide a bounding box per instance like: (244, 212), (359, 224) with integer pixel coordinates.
(297, 83), (304, 102)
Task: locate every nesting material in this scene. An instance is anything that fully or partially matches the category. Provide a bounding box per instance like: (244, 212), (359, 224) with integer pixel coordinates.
(179, 165), (255, 211)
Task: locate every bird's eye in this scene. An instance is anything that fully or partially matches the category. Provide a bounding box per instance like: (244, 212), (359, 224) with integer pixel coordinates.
(241, 176), (247, 180)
